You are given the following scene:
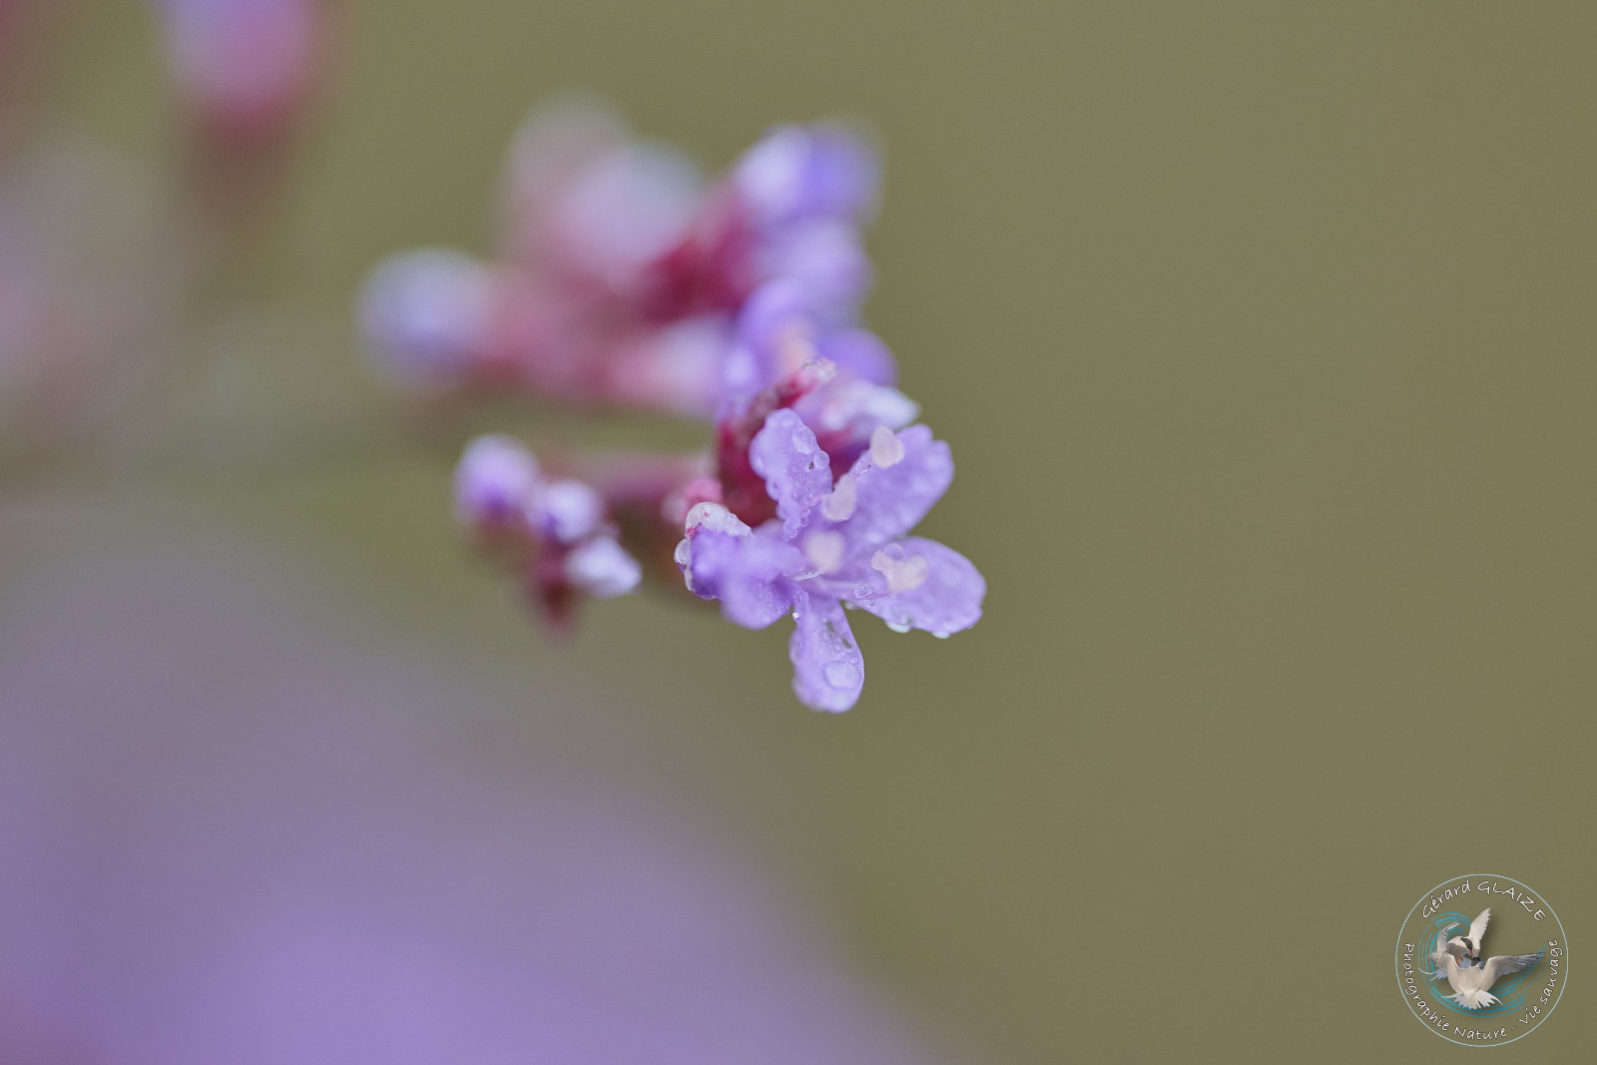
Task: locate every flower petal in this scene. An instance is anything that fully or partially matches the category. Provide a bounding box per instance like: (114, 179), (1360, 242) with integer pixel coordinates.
(734, 124), (878, 228)
(563, 536), (643, 598)
(680, 523), (800, 630)
(831, 425), (953, 554)
(454, 434), (539, 526)
(838, 537), (985, 636)
(749, 408), (835, 540)
(788, 589), (864, 712)
(818, 327), (896, 386)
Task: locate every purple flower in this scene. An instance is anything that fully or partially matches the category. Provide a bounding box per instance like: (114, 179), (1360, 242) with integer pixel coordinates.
(677, 409), (983, 712)
(358, 249), (499, 390)
(721, 279), (896, 406)
(731, 124), (879, 318)
(356, 106), (987, 707)
(455, 435), (642, 624)
(732, 124), (879, 231)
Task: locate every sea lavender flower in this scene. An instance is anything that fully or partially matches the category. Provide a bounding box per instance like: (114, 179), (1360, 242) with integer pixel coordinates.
(677, 409), (984, 712)
(362, 106), (982, 712)
(360, 105), (883, 419)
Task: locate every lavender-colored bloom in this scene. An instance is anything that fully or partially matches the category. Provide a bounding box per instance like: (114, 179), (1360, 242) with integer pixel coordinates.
(455, 434), (540, 527)
(756, 219), (874, 318)
(732, 125), (879, 317)
(358, 106), (984, 705)
(733, 124), (879, 230)
(363, 108), (886, 419)
(722, 279), (896, 405)
(527, 478), (605, 545)
(455, 435), (642, 609)
(563, 535), (644, 598)
(359, 249), (498, 390)
(678, 410), (983, 712)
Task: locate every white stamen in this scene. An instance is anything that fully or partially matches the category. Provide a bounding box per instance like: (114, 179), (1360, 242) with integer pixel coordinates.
(804, 530), (847, 574)
(822, 473), (857, 521)
(871, 549), (929, 594)
(869, 424), (905, 468)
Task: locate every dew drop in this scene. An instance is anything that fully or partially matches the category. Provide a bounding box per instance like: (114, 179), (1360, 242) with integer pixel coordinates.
(791, 430), (815, 455)
(824, 661), (861, 689)
(932, 631), (951, 640)
(886, 621), (912, 634)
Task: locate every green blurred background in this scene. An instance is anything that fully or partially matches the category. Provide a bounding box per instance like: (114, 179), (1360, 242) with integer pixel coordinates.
(11, 1), (1595, 1060)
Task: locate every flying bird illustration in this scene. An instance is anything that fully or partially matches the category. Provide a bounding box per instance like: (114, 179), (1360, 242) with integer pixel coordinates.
(1428, 907), (1543, 1009)
(1445, 907), (1493, 967)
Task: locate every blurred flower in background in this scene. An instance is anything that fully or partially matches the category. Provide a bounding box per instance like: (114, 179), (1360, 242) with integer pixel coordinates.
(146, 0), (327, 145)
(361, 104), (984, 710)
(360, 102), (883, 414)
(0, 517), (948, 1064)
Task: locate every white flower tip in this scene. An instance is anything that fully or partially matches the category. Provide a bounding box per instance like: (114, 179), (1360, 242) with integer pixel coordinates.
(565, 536), (642, 598)
(869, 424), (905, 468)
(684, 501), (750, 537)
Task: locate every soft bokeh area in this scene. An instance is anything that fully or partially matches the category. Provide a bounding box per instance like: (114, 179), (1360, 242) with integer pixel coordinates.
(4, 3), (1595, 1062)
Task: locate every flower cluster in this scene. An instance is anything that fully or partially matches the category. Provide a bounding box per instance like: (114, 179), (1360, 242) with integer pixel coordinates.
(361, 104), (984, 711)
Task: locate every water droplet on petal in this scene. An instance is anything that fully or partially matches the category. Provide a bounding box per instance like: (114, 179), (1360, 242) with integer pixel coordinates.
(932, 631), (950, 640)
(885, 621), (911, 634)
(824, 661), (861, 689)
(791, 429), (815, 454)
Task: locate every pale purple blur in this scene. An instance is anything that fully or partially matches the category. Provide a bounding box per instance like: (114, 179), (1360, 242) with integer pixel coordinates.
(0, 511), (948, 1065)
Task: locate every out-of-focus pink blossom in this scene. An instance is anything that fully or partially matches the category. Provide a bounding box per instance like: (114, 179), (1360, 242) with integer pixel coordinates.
(149, 0), (324, 143)
(360, 104), (885, 419)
